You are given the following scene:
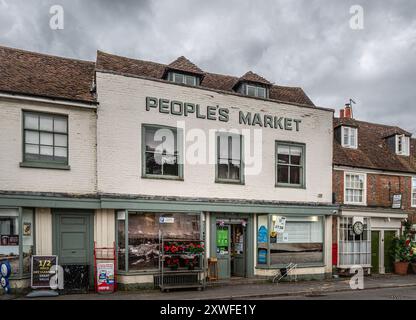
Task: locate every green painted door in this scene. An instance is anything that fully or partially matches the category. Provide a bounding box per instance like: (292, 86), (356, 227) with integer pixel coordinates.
(231, 224), (246, 277)
(384, 231), (396, 273)
(371, 231), (380, 274)
(216, 225), (230, 279)
(53, 211), (93, 285)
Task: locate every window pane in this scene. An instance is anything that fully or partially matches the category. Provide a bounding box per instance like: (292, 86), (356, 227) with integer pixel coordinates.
(185, 75), (196, 85)
(277, 145), (290, 164)
(39, 115), (53, 131)
(40, 132), (53, 146)
(25, 144), (39, 155)
(290, 166), (301, 185)
(246, 86), (256, 96)
(162, 155), (178, 176)
(277, 165), (289, 183)
(218, 135), (229, 159)
(290, 146), (302, 165)
(0, 209), (20, 275)
(54, 147), (67, 158)
(270, 216), (323, 265)
(230, 135), (241, 160)
(145, 152), (162, 175)
(25, 131), (39, 144)
(229, 161), (240, 180)
(54, 134), (67, 147)
(174, 73), (184, 83)
(128, 213), (159, 271)
(218, 159), (229, 180)
(117, 217), (126, 271)
(40, 146), (53, 156)
(54, 117), (67, 133)
(145, 126), (177, 155)
(25, 114), (38, 130)
(257, 87), (266, 98)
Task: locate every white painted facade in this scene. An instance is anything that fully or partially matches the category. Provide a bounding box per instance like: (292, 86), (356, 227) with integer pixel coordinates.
(0, 97), (97, 194)
(96, 72), (333, 203)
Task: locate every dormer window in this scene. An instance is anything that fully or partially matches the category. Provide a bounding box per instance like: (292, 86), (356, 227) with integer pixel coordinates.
(246, 84), (267, 98)
(341, 126), (358, 149)
(168, 72), (198, 86)
(396, 134), (410, 156)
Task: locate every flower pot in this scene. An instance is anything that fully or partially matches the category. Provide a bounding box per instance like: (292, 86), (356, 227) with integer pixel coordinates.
(411, 263), (416, 274)
(394, 262), (409, 275)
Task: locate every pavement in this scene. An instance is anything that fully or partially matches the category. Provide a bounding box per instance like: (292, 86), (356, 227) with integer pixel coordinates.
(3, 273), (416, 300)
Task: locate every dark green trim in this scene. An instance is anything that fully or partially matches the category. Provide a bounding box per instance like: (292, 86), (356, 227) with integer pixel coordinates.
(19, 161), (70, 170)
(0, 194), (338, 215)
(255, 263), (325, 269)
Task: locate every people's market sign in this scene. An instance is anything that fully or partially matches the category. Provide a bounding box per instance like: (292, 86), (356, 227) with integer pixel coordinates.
(146, 97), (302, 132)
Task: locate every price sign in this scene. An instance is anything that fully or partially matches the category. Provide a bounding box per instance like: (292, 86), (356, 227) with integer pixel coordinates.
(31, 255), (58, 288)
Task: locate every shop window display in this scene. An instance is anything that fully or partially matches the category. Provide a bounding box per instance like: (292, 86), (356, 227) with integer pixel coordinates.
(117, 212), (200, 272)
(0, 209), (19, 274)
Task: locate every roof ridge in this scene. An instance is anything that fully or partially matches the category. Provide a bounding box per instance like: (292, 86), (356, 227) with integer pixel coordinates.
(97, 50), (167, 68)
(334, 117), (410, 132)
(0, 44), (94, 65)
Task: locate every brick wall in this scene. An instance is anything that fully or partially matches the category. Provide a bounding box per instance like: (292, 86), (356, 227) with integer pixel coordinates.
(333, 169), (416, 223)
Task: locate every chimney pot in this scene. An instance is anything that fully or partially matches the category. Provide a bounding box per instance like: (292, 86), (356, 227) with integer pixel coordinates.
(340, 109), (345, 118)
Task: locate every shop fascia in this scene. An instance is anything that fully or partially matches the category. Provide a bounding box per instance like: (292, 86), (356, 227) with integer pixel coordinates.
(146, 97), (302, 131)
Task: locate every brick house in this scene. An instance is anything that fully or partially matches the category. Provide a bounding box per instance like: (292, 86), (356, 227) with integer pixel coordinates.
(332, 105), (416, 274)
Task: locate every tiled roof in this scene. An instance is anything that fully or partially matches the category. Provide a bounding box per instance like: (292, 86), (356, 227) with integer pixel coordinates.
(96, 51), (315, 107)
(237, 71), (272, 86)
(0, 45), (95, 103)
(333, 117), (416, 173)
(167, 56), (204, 75)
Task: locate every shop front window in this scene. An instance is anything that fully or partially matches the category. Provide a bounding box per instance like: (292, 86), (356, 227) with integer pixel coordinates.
(0, 209), (19, 274)
(117, 212), (201, 272)
(256, 214), (324, 267)
(338, 216), (371, 266)
(0, 208), (34, 276)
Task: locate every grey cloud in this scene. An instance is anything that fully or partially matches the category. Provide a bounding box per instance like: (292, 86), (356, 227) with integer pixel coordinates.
(0, 0), (415, 132)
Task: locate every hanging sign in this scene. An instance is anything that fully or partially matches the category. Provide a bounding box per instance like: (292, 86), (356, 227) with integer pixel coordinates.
(31, 255), (58, 288)
(97, 262), (115, 293)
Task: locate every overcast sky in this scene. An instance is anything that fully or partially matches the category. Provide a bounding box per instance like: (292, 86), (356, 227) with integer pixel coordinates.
(0, 0), (415, 132)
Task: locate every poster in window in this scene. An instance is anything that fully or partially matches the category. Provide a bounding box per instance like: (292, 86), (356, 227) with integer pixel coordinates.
(392, 194), (402, 209)
(273, 216), (286, 233)
(23, 223), (32, 236)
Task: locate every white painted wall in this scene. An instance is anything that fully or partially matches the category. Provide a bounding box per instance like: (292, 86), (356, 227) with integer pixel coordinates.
(94, 209), (115, 247)
(0, 98), (97, 194)
(96, 73), (333, 203)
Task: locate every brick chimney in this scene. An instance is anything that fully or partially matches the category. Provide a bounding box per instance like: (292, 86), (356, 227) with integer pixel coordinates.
(340, 104), (353, 119)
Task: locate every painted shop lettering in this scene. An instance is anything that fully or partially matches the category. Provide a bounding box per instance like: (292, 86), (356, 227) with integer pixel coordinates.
(146, 96), (301, 131)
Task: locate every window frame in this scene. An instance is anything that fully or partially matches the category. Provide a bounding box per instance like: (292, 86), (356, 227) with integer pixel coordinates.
(341, 126), (358, 149)
(344, 172), (367, 205)
(256, 213), (325, 269)
(412, 177), (416, 208)
(396, 134), (410, 156)
(245, 84), (267, 98)
(0, 207), (35, 280)
(141, 123), (184, 180)
(275, 141), (306, 189)
(168, 72), (198, 86)
(215, 132), (244, 185)
(21, 110), (70, 170)
(115, 210), (203, 274)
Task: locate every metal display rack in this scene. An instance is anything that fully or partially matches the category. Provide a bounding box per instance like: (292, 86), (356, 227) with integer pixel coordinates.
(93, 241), (117, 293)
(158, 236), (206, 292)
